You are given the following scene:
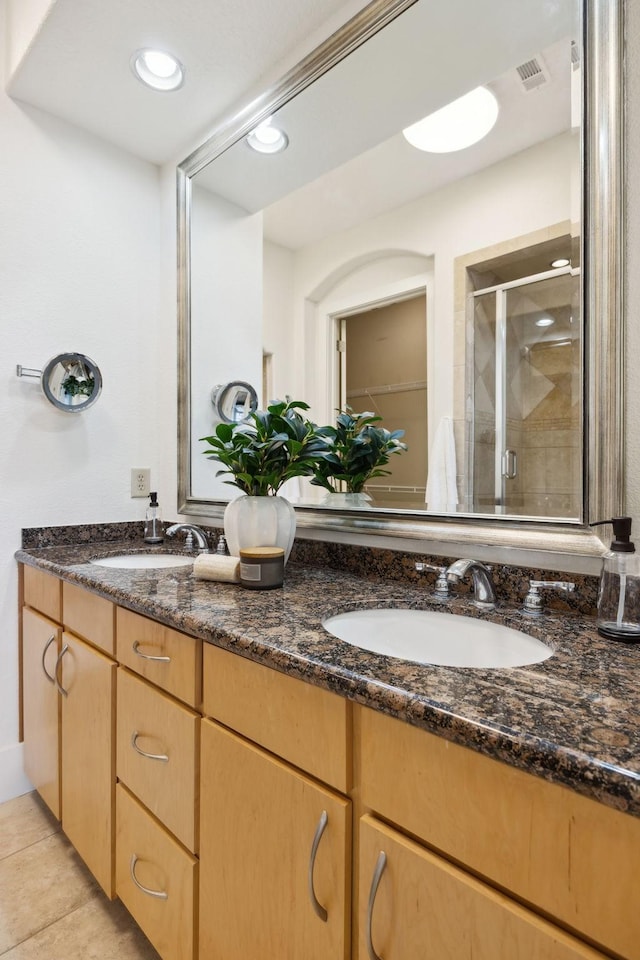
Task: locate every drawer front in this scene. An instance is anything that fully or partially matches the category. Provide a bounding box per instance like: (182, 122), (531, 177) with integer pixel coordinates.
(62, 581), (114, 655)
(358, 705), (640, 960)
(202, 642), (350, 793)
(23, 566), (62, 622)
(359, 815), (607, 960)
(116, 783), (197, 960)
(117, 668), (199, 852)
(116, 607), (201, 708)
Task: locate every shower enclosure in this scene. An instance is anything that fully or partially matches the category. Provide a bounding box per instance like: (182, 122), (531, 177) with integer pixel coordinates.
(467, 268), (581, 518)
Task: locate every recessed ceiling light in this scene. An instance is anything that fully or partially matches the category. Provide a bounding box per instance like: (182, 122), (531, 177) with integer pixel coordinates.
(550, 258), (571, 268)
(131, 49), (184, 92)
(536, 316), (555, 328)
(402, 86), (499, 153)
(246, 117), (289, 154)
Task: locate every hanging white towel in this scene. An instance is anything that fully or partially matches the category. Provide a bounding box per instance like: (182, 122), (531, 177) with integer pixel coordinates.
(425, 416), (458, 511)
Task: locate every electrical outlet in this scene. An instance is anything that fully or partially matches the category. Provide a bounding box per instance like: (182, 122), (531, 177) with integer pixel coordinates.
(131, 468), (150, 498)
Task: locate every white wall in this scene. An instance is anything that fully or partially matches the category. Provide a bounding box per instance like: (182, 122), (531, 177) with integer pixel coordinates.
(0, 3), (171, 799)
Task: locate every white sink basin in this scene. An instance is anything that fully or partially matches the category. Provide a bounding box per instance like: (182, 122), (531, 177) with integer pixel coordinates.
(91, 554), (194, 569)
(322, 607), (552, 668)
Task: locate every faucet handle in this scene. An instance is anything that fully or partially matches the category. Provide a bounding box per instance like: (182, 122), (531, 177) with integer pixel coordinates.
(415, 562), (450, 599)
(522, 579), (576, 616)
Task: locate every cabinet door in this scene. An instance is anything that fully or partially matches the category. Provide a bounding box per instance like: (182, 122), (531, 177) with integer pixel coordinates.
(60, 632), (116, 897)
(359, 815), (608, 960)
(22, 607), (61, 818)
(200, 719), (351, 960)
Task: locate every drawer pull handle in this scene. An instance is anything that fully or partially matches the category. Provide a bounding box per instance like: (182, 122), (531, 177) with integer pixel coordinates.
(130, 731), (169, 763)
(308, 809), (328, 922)
(129, 854), (168, 900)
(366, 851), (387, 960)
(41, 635), (57, 683)
(132, 641), (171, 663)
(54, 643), (69, 697)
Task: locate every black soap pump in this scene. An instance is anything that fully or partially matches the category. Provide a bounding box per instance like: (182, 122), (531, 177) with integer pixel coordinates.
(590, 517), (640, 641)
(144, 491), (164, 544)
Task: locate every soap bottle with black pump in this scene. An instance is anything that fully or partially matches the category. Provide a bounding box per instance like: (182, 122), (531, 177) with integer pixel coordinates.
(144, 491), (164, 544)
(591, 517), (640, 641)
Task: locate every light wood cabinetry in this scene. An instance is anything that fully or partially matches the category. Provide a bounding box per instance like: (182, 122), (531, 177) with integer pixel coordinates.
(358, 814), (606, 960)
(199, 718), (351, 960)
(60, 631), (116, 897)
(23, 566), (62, 622)
(117, 667), (199, 852)
(358, 705), (640, 960)
(116, 607), (201, 708)
(63, 580), (115, 655)
(116, 783), (197, 960)
(21, 607), (61, 818)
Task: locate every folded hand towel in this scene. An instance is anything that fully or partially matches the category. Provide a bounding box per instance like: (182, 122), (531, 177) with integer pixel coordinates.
(193, 554), (240, 583)
(425, 416), (458, 511)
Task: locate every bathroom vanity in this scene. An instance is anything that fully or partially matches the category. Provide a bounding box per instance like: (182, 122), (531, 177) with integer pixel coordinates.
(16, 538), (640, 960)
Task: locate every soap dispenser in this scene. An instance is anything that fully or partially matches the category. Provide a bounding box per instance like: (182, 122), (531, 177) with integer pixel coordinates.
(144, 491), (164, 544)
(591, 517), (640, 641)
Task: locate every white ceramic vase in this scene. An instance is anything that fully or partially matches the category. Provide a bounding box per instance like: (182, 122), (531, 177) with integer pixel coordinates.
(224, 495), (296, 563)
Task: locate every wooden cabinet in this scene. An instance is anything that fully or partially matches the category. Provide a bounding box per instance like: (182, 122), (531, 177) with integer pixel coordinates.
(199, 718), (351, 960)
(116, 783), (197, 960)
(117, 667), (199, 852)
(358, 815), (607, 960)
(60, 631), (116, 897)
(22, 607), (61, 818)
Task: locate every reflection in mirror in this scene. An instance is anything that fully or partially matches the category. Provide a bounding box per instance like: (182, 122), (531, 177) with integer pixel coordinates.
(211, 381), (258, 423)
(41, 353), (102, 412)
(178, 0), (623, 559)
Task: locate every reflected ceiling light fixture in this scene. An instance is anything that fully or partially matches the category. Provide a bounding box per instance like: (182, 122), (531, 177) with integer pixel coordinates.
(536, 316), (555, 328)
(131, 48), (184, 91)
(246, 117), (289, 154)
(550, 257), (571, 268)
(402, 86), (499, 153)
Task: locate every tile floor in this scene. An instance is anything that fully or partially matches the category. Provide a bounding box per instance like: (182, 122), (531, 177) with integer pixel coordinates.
(0, 791), (160, 959)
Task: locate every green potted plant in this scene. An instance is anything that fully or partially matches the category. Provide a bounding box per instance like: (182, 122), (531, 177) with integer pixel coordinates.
(310, 409), (407, 506)
(201, 398), (331, 560)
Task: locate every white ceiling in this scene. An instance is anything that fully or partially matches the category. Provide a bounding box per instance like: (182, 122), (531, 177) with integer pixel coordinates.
(6, 0), (372, 164)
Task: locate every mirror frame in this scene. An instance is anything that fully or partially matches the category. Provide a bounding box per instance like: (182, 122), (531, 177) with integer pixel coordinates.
(177, 0), (624, 568)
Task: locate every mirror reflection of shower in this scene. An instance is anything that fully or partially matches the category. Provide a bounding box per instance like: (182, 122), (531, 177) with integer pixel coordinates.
(467, 249), (581, 519)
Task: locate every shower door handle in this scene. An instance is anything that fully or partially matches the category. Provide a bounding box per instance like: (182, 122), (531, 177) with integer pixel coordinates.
(501, 449), (517, 479)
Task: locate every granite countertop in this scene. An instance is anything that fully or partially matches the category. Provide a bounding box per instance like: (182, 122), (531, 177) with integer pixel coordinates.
(16, 540), (640, 818)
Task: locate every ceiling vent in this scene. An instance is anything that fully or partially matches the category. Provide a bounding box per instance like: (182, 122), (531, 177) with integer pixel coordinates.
(515, 55), (550, 92)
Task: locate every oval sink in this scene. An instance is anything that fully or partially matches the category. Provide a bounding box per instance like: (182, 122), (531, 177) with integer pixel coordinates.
(322, 608), (552, 668)
(91, 554), (194, 569)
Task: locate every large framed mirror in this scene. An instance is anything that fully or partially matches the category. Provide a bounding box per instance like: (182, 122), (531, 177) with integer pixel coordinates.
(178, 0), (623, 565)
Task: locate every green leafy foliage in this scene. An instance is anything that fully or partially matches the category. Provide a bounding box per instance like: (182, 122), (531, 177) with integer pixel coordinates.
(61, 374), (95, 397)
(201, 398), (334, 497)
(310, 409), (407, 494)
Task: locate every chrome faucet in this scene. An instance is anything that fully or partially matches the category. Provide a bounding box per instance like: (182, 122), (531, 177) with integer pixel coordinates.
(445, 559), (496, 609)
(165, 523), (210, 552)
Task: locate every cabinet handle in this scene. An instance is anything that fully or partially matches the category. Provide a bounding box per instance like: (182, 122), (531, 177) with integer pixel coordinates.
(41, 635), (57, 683)
(366, 851), (387, 960)
(129, 854), (168, 900)
(54, 644), (69, 697)
(130, 730), (169, 763)
(132, 641), (171, 663)
(308, 809), (328, 922)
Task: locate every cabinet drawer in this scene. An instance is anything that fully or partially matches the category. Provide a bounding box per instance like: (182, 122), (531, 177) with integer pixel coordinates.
(116, 783), (197, 960)
(359, 815), (607, 960)
(358, 705), (640, 960)
(117, 668), (199, 853)
(62, 581), (114, 655)
(202, 643), (350, 793)
(116, 607), (201, 708)
(23, 566), (61, 622)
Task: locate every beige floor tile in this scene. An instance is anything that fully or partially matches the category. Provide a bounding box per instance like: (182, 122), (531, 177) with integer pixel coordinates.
(0, 792), (59, 862)
(0, 831), (98, 953)
(1, 897), (161, 960)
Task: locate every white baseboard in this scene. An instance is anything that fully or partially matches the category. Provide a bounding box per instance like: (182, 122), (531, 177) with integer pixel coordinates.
(0, 743), (34, 804)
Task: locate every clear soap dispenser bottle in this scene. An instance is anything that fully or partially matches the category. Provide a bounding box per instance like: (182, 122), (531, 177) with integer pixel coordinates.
(144, 491), (164, 544)
(591, 517), (640, 641)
